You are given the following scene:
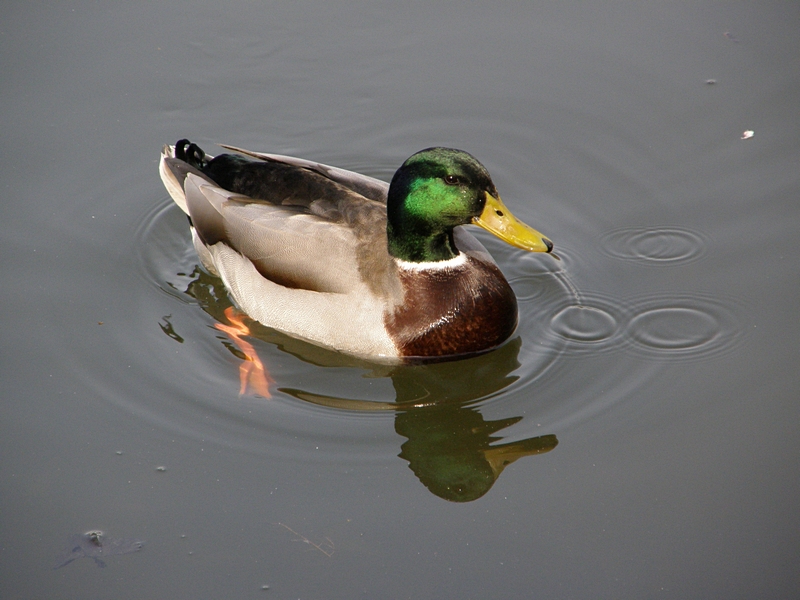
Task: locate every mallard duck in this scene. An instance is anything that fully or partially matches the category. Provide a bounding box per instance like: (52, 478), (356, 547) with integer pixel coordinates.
(159, 140), (553, 363)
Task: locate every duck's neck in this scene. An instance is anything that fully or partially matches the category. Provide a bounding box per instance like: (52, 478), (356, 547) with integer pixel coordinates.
(387, 225), (459, 263)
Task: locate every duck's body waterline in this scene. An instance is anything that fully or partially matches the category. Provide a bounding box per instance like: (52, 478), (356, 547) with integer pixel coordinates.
(159, 140), (552, 362)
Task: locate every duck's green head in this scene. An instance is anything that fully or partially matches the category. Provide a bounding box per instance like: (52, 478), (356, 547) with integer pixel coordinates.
(387, 147), (553, 263)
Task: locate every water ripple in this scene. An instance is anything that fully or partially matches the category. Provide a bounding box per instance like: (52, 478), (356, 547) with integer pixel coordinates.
(543, 291), (630, 355)
(600, 226), (710, 266)
(624, 293), (743, 361)
(543, 289), (745, 362)
(552, 304), (620, 343)
(134, 199), (199, 298)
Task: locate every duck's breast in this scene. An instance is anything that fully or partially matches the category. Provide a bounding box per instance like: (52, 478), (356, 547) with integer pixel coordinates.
(387, 256), (518, 359)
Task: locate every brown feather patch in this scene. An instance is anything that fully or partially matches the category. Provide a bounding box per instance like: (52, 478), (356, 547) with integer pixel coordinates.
(386, 256), (518, 359)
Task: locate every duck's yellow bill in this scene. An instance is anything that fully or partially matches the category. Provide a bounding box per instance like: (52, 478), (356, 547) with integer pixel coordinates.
(472, 192), (553, 253)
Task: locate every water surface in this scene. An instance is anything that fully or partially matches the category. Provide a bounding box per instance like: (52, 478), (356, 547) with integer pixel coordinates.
(2, 1), (799, 598)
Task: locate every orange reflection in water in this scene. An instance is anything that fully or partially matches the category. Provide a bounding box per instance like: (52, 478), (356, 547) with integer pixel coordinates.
(214, 307), (273, 398)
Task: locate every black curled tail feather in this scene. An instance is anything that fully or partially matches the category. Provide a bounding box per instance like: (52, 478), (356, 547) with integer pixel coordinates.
(175, 139), (209, 170)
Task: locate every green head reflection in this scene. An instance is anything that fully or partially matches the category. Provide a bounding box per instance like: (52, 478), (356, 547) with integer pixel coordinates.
(396, 405), (557, 502)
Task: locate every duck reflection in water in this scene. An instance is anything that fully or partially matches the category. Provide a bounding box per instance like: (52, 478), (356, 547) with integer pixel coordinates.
(163, 266), (558, 502)
(395, 404), (556, 502)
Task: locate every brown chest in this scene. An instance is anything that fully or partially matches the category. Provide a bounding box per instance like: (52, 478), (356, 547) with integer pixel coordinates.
(386, 257), (518, 360)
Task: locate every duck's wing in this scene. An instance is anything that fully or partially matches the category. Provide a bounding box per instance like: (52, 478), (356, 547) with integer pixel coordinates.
(219, 144), (390, 203)
(183, 173), (402, 358)
(183, 173), (397, 298)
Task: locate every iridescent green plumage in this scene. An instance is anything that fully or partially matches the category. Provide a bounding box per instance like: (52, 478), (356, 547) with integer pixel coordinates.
(387, 148), (498, 262)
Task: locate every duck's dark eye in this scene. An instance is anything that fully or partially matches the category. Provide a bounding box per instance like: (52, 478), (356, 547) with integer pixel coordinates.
(443, 175), (460, 185)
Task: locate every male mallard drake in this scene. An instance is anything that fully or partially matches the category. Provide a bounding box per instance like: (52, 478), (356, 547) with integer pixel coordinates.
(159, 140), (553, 363)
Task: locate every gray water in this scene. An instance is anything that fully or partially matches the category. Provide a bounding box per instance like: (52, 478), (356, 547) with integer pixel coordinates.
(2, 1), (799, 598)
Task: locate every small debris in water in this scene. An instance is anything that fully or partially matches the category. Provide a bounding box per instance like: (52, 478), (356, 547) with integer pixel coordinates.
(276, 522), (335, 557)
(156, 466), (167, 472)
(741, 130), (754, 140)
(705, 79), (717, 85)
(54, 530), (144, 569)
(723, 31), (740, 43)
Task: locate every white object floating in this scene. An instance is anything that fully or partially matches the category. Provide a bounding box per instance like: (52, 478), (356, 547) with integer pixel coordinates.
(741, 130), (754, 140)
